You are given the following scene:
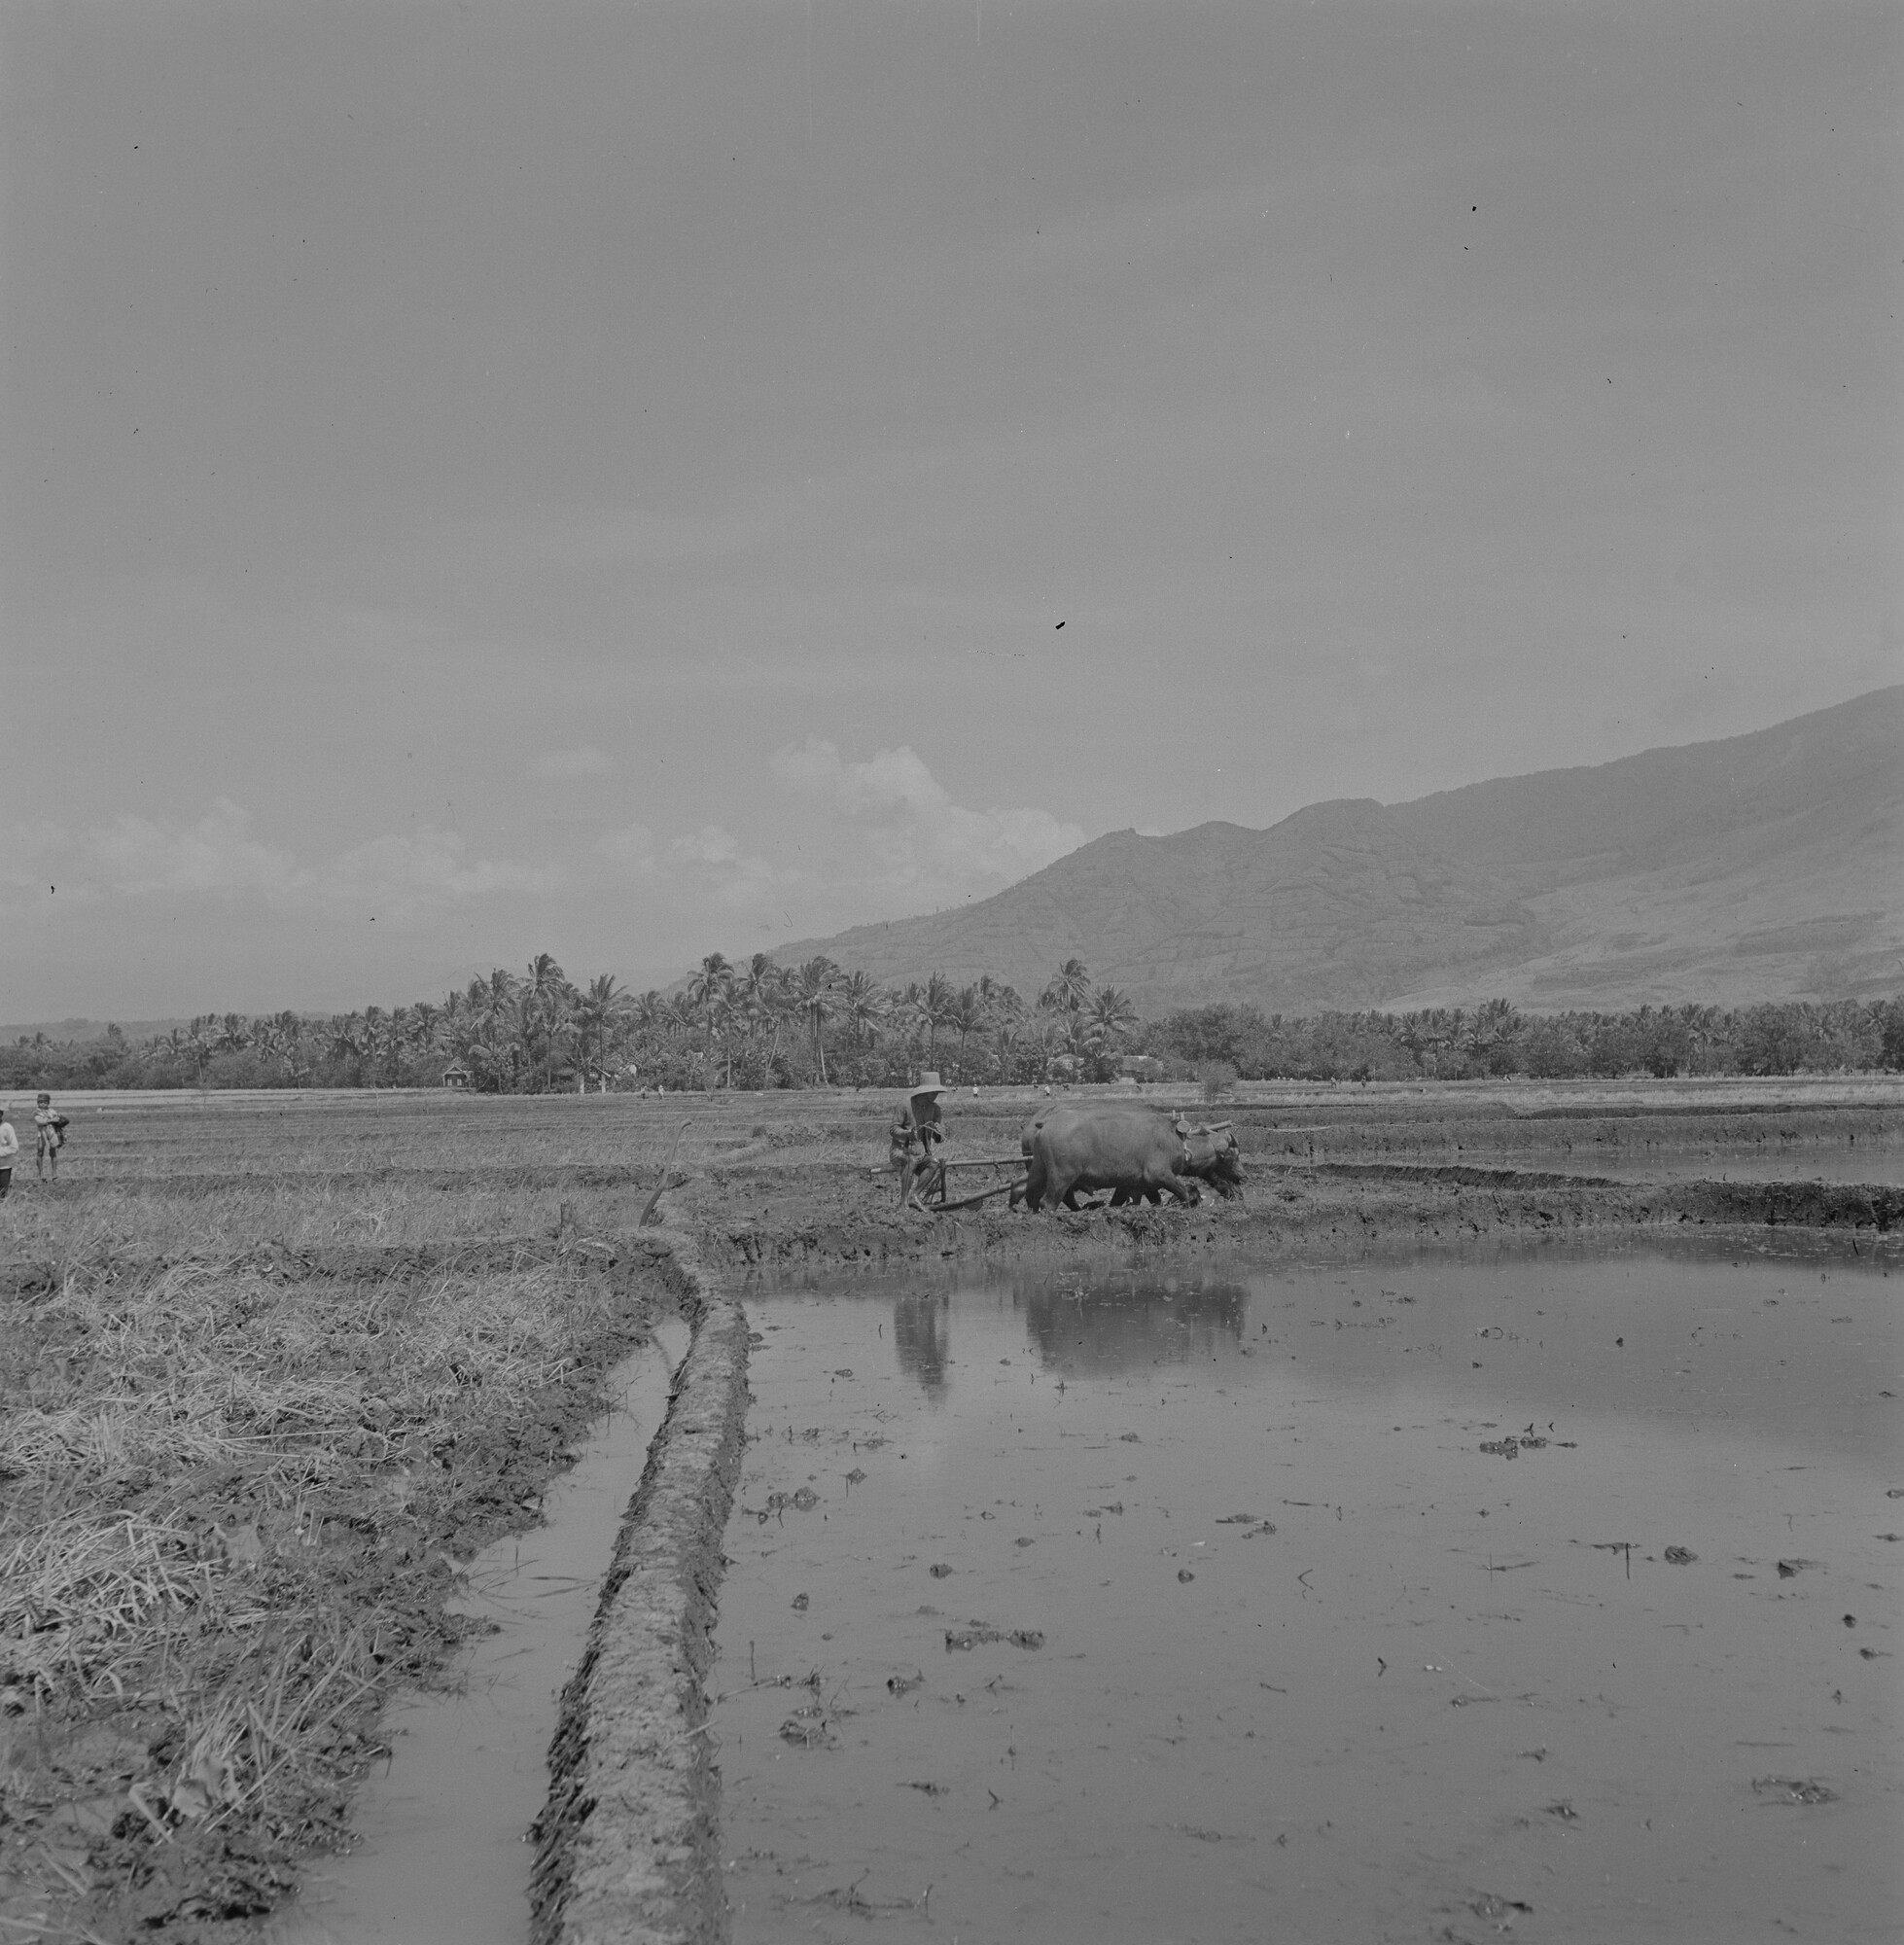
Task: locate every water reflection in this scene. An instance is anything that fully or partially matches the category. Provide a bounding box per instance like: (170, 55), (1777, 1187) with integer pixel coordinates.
(891, 1290), (951, 1396)
(728, 1243), (1899, 1945)
(1021, 1270), (1248, 1374)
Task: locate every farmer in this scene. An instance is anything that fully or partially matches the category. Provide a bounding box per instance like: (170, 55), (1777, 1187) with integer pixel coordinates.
(0, 1107), (17, 1199)
(34, 1093), (66, 1184)
(890, 1072), (949, 1212)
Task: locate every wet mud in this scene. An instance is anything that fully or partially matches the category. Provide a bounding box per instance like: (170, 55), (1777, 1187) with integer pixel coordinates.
(690, 1168), (1904, 1282)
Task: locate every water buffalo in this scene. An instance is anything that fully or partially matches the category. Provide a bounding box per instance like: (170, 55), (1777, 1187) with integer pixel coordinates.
(1016, 1104), (1245, 1213)
(1108, 1122), (1244, 1205)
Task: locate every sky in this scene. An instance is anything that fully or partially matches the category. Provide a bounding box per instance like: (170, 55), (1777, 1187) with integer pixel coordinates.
(3, 1), (1899, 1021)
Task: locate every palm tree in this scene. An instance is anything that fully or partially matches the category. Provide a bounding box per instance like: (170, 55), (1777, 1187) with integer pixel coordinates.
(984, 980), (1025, 1082)
(1085, 985), (1138, 1049)
(250, 1021), (283, 1079)
(917, 972), (956, 1070)
(573, 974), (631, 1090)
(330, 1014), (366, 1087)
(511, 954), (572, 1090)
(632, 988), (666, 1047)
(839, 970), (888, 1050)
(793, 957), (839, 1084)
(262, 1010), (308, 1084)
(715, 985), (743, 1088)
(1082, 985), (1140, 1076)
(1043, 957), (1092, 1020)
(687, 954), (733, 1089)
(451, 1012), (507, 1092)
(468, 969), (523, 1086)
(895, 982), (927, 1064)
(734, 954), (788, 1085)
(364, 1006), (396, 1085)
(1033, 987), (1086, 1076)
(184, 1015), (219, 1086)
(946, 985), (987, 1082)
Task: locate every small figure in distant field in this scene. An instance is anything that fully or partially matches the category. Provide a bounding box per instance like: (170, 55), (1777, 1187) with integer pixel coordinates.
(0, 1107), (18, 1199)
(891, 1072), (949, 1212)
(34, 1093), (67, 1183)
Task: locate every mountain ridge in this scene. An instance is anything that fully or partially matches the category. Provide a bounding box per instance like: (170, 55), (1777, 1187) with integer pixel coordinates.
(776, 688), (1904, 1013)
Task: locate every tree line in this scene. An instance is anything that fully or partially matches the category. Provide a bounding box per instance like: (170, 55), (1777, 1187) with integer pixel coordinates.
(4, 962), (1901, 1093)
(0, 954), (1135, 1094)
(1153, 996), (1904, 1082)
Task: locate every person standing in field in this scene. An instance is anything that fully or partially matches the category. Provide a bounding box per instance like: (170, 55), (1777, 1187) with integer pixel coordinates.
(34, 1092), (66, 1183)
(0, 1107), (18, 1199)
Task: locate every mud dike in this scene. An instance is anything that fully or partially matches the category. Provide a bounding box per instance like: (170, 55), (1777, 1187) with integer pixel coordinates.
(531, 1226), (750, 1945)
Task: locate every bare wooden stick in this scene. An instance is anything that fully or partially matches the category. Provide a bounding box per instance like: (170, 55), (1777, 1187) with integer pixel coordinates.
(637, 1119), (692, 1227)
(930, 1176), (1030, 1213)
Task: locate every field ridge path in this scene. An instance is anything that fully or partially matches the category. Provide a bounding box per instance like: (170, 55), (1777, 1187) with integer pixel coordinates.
(530, 1223), (749, 1945)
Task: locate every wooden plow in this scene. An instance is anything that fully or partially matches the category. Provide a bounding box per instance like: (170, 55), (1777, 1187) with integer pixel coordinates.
(914, 1152), (1028, 1214)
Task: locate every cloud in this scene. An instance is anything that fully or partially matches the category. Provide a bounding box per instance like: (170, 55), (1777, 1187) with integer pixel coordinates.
(770, 739), (1085, 903)
(0, 799), (552, 918)
(523, 744), (613, 781)
(669, 823), (784, 909)
(321, 829), (555, 909)
(594, 822), (659, 878)
(0, 820), (81, 890)
(88, 798), (303, 899)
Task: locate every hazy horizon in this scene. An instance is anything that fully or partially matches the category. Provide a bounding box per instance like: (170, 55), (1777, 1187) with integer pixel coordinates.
(7, 3), (1898, 1018)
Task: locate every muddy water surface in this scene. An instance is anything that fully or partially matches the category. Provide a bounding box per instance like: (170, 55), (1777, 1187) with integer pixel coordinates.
(269, 1323), (689, 1945)
(1468, 1147), (1904, 1186)
(714, 1241), (1900, 1943)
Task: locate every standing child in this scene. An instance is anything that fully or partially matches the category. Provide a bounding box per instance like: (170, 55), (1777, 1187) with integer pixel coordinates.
(0, 1107), (17, 1199)
(34, 1093), (67, 1184)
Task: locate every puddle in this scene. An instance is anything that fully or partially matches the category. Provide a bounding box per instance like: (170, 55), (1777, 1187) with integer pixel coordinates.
(714, 1239), (1901, 1943)
(268, 1321), (690, 1945)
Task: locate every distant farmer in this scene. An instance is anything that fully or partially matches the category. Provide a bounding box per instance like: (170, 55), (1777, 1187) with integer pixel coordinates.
(890, 1072), (949, 1212)
(34, 1093), (67, 1183)
(0, 1107), (17, 1199)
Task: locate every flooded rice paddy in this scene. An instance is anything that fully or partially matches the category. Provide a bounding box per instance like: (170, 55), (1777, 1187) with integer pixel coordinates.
(1462, 1146), (1904, 1187)
(269, 1324), (688, 1945)
(713, 1240), (1900, 1943)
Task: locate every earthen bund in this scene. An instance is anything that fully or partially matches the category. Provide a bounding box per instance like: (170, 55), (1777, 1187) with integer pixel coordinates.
(530, 1226), (750, 1945)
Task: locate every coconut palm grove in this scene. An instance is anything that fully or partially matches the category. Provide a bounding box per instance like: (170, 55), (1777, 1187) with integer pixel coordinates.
(4, 954), (1903, 1093)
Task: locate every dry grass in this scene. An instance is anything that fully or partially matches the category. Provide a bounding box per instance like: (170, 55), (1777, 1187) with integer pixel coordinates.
(1, 1101), (673, 1938)
(0, 1514), (213, 1697)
